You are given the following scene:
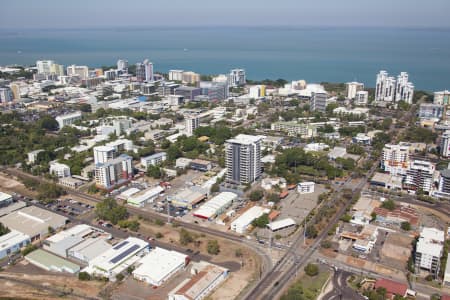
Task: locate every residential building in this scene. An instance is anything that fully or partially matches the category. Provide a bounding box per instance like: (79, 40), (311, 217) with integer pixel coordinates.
(135, 59), (153, 82)
(415, 227), (445, 277)
(228, 69), (246, 87)
(375, 70), (397, 102)
(140, 152), (167, 170)
(93, 146), (116, 165)
(444, 259), (450, 287)
(0, 87), (13, 103)
(94, 154), (133, 189)
(404, 160), (435, 193)
(0, 192), (13, 208)
(418, 103), (443, 120)
(436, 168), (450, 199)
(346, 82), (364, 99)
(133, 247), (189, 286)
(441, 131), (450, 158)
(117, 59), (128, 73)
(55, 111), (82, 129)
(66, 65), (89, 80)
(49, 161), (71, 178)
(0, 230), (31, 259)
(395, 72), (415, 104)
(434, 90), (450, 105)
(36, 60), (55, 74)
(168, 261), (229, 300)
(105, 139), (134, 153)
(185, 116), (199, 137)
(374, 278), (408, 299)
(169, 70), (184, 81)
(225, 134), (262, 185)
(310, 91), (328, 113)
(182, 71), (200, 85)
(230, 206), (268, 234)
(355, 91), (369, 106)
(190, 159), (212, 172)
(297, 182), (315, 194)
(249, 85), (266, 98)
(381, 144), (410, 176)
(271, 122), (317, 138)
(193, 192), (237, 220)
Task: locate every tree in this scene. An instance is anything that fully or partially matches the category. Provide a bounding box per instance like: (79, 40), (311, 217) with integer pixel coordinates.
(78, 272), (91, 281)
(21, 244), (37, 256)
(146, 165), (162, 179)
(38, 115), (59, 131)
(210, 183), (220, 193)
(116, 273), (125, 281)
(179, 229), (194, 245)
(95, 198), (127, 225)
(0, 222), (10, 236)
(207, 240), (220, 255)
(249, 189), (264, 201)
(304, 263), (319, 276)
(252, 214), (270, 228)
(381, 199), (396, 211)
(305, 225), (318, 239)
(235, 248), (243, 257)
(167, 145), (182, 161)
(401, 222), (411, 231)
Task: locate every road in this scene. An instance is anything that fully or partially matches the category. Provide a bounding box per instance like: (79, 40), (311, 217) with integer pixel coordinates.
(2, 168), (273, 286)
(322, 270), (365, 300)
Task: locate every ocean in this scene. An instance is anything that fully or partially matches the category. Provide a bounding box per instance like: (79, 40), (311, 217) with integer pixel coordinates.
(0, 27), (449, 91)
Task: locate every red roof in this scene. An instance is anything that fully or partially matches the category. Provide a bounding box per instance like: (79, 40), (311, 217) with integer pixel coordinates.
(279, 191), (289, 199)
(441, 296), (450, 300)
(268, 210), (280, 221)
(374, 278), (407, 297)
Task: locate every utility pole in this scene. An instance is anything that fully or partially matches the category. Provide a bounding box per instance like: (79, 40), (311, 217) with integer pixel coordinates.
(167, 198), (171, 223)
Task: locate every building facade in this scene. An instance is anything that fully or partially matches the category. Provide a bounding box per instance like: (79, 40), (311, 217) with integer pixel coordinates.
(228, 69), (246, 87)
(225, 134), (262, 184)
(94, 154), (133, 189)
(185, 116), (199, 137)
(381, 144), (410, 176)
(346, 82), (364, 99)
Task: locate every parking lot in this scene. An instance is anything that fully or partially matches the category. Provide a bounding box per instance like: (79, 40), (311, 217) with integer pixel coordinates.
(49, 198), (94, 217)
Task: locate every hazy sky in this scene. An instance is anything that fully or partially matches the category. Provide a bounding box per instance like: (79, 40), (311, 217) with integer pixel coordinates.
(2, 0), (450, 28)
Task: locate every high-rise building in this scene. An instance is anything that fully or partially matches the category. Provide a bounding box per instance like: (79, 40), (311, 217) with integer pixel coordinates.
(434, 90), (450, 105)
(36, 60), (55, 74)
(117, 59), (128, 73)
(55, 111), (82, 129)
(440, 131), (450, 158)
(418, 103), (443, 120)
(9, 83), (21, 100)
(310, 91), (328, 113)
(415, 227), (445, 278)
(375, 71), (414, 103)
(185, 117), (199, 137)
(437, 168), (450, 196)
(169, 70), (184, 81)
(355, 91), (369, 106)
(93, 146), (116, 165)
(346, 82), (364, 99)
(199, 81), (228, 100)
(94, 154), (133, 189)
(136, 59), (153, 82)
(381, 143), (410, 176)
(225, 134), (262, 185)
(182, 71), (200, 85)
(228, 69), (246, 87)
(66, 65), (89, 80)
(0, 87), (13, 103)
(404, 160), (435, 193)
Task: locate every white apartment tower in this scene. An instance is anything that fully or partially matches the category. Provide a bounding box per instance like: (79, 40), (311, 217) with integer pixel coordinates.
(36, 60), (55, 74)
(355, 91), (369, 106)
(185, 117), (199, 137)
(441, 131), (450, 158)
(117, 59), (128, 73)
(404, 160), (435, 193)
(94, 154), (133, 189)
(136, 59), (154, 82)
(66, 65), (89, 80)
(169, 70), (184, 81)
(93, 146), (116, 165)
(346, 82), (364, 99)
(229, 69), (246, 87)
(375, 70), (414, 104)
(225, 134), (262, 185)
(381, 143), (410, 176)
(310, 91), (328, 113)
(395, 72), (414, 104)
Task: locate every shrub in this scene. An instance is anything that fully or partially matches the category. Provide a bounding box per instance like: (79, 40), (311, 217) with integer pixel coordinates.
(304, 263), (319, 276)
(78, 272), (91, 281)
(207, 240), (220, 255)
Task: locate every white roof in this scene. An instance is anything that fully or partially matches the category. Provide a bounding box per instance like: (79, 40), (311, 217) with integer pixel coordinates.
(93, 145), (115, 152)
(0, 192), (12, 203)
(128, 186), (164, 205)
(421, 227), (445, 243)
(89, 237), (148, 273)
(299, 181), (315, 186)
(133, 247), (187, 285)
(226, 134), (262, 145)
(194, 192), (237, 219)
(231, 206), (267, 229)
(417, 227), (445, 257)
(119, 188), (141, 199)
(0, 230), (30, 251)
(46, 224), (94, 244)
(267, 218), (297, 231)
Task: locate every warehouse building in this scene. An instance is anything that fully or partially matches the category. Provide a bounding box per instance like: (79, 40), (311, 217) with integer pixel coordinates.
(83, 237), (149, 279)
(127, 186), (164, 207)
(133, 247), (189, 286)
(0, 206), (68, 241)
(0, 192), (13, 208)
(68, 236), (112, 264)
(267, 218), (297, 232)
(231, 206), (269, 234)
(168, 187), (208, 210)
(26, 249), (80, 274)
(168, 261), (229, 300)
(0, 230), (31, 259)
(193, 192), (237, 220)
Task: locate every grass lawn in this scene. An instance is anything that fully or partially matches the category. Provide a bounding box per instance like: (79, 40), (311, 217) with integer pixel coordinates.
(281, 268), (331, 300)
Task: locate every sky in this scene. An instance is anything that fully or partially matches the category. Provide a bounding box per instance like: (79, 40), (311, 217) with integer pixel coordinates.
(1, 0), (450, 28)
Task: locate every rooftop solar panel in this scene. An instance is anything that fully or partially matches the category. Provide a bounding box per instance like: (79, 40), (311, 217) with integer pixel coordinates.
(113, 240), (129, 250)
(110, 244), (140, 264)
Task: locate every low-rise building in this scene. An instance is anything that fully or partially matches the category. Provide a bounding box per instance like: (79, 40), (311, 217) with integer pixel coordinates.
(297, 182), (315, 194)
(58, 177), (84, 189)
(304, 143), (329, 152)
(49, 161), (71, 178)
(133, 247), (189, 286)
(168, 188), (207, 210)
(230, 206), (268, 234)
(271, 122), (317, 138)
(0, 192), (13, 208)
(27, 149), (44, 164)
(0, 230), (31, 259)
(190, 159), (212, 172)
(352, 133), (371, 145)
(267, 218), (296, 232)
(25, 249), (80, 274)
(193, 192), (237, 220)
(328, 147), (347, 160)
(261, 177), (287, 191)
(55, 111), (82, 129)
(127, 186), (164, 207)
(140, 152), (167, 170)
(444, 258), (450, 287)
(176, 157), (193, 169)
(415, 227), (445, 277)
(374, 278), (408, 299)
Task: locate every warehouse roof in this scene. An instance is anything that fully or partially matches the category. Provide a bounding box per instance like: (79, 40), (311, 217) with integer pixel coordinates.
(0, 192), (12, 203)
(193, 192), (237, 219)
(26, 249), (80, 273)
(267, 218), (297, 231)
(127, 186), (164, 206)
(0, 230), (30, 252)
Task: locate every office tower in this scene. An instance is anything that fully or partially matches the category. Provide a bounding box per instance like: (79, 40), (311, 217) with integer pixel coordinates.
(310, 91), (328, 113)
(0, 87), (13, 103)
(225, 134), (262, 184)
(441, 131), (450, 158)
(199, 81), (229, 100)
(381, 143), (410, 176)
(66, 65), (89, 80)
(185, 117), (199, 137)
(346, 82), (364, 99)
(117, 59), (128, 73)
(93, 146), (116, 165)
(418, 103), (443, 119)
(228, 69), (246, 87)
(355, 91), (369, 106)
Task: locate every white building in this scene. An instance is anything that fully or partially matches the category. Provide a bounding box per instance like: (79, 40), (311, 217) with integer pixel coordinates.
(66, 65), (89, 80)
(261, 177), (287, 191)
(310, 91), (328, 113)
(27, 149), (44, 164)
(49, 161), (71, 178)
(355, 91), (369, 106)
(297, 182), (315, 194)
(441, 131), (450, 158)
(395, 72), (415, 104)
(0, 87), (13, 103)
(94, 154), (133, 189)
(304, 142), (329, 152)
(267, 218), (297, 232)
(0, 192), (13, 207)
(93, 146), (116, 165)
(140, 152), (167, 170)
(415, 227), (445, 277)
(0, 230), (31, 259)
(434, 90), (450, 105)
(249, 85), (266, 98)
(117, 59), (128, 73)
(176, 157), (193, 169)
(346, 82), (364, 99)
(228, 69), (246, 87)
(133, 247), (188, 286)
(381, 143), (410, 176)
(444, 258), (450, 287)
(83, 237), (149, 278)
(225, 134), (262, 185)
(193, 192), (237, 220)
(127, 186), (164, 207)
(105, 139), (134, 153)
(168, 261), (229, 300)
(271, 122), (316, 138)
(55, 111), (82, 129)
(230, 206), (268, 234)
(169, 70), (184, 82)
(404, 160), (435, 193)
(185, 116), (200, 137)
(375, 70), (414, 104)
